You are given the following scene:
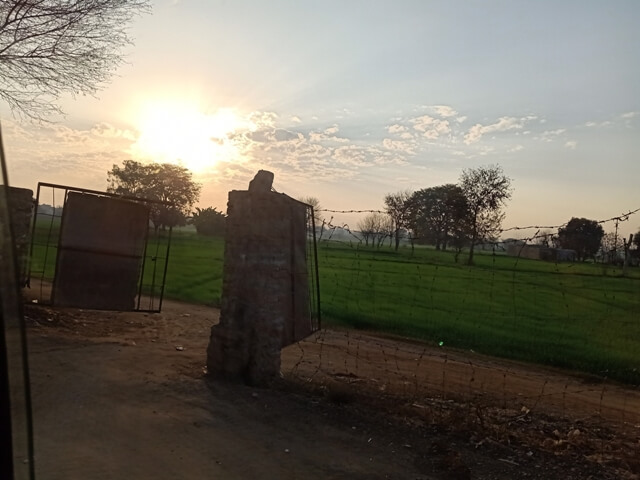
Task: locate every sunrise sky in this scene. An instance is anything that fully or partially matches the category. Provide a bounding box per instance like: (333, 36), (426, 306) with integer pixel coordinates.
(2, 0), (639, 238)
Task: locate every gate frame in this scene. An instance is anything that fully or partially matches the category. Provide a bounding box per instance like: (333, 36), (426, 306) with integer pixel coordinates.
(28, 182), (173, 313)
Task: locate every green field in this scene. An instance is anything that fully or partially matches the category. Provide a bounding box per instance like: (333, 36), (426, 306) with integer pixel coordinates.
(30, 225), (640, 385)
(315, 242), (640, 385)
(163, 232), (640, 385)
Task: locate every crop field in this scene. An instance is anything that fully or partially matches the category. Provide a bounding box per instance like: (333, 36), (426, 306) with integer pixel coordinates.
(165, 231), (640, 385)
(30, 224), (640, 385)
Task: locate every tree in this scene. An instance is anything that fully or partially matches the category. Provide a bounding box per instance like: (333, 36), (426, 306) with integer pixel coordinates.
(298, 196), (324, 226)
(0, 0), (150, 121)
(357, 212), (391, 248)
(631, 231), (640, 259)
(459, 165), (512, 265)
(107, 160), (201, 232)
(600, 232), (624, 264)
(409, 184), (468, 250)
(191, 207), (226, 237)
(556, 217), (604, 262)
(534, 229), (553, 247)
(384, 190), (413, 251)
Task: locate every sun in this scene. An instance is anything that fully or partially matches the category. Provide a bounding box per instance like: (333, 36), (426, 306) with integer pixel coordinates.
(130, 100), (247, 173)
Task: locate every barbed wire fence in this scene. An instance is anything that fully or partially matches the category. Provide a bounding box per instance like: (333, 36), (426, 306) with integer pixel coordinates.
(27, 195), (639, 469)
(277, 205), (640, 472)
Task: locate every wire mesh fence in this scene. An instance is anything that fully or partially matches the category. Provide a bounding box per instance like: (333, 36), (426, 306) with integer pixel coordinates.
(26, 191), (639, 441)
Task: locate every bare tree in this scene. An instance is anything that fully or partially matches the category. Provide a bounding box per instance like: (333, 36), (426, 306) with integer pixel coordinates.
(298, 196), (324, 225)
(357, 212), (391, 248)
(0, 0), (150, 121)
(534, 229), (553, 247)
(459, 164), (512, 265)
(600, 232), (623, 264)
(384, 190), (413, 251)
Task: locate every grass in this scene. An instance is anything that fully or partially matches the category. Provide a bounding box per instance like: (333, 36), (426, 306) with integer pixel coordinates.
(29, 223), (640, 385)
(316, 242), (640, 385)
(160, 231), (224, 304)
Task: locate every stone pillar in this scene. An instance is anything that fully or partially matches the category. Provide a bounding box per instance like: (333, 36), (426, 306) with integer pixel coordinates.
(1, 186), (34, 286)
(207, 171), (312, 386)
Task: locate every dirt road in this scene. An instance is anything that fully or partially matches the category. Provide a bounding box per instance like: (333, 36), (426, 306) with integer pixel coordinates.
(23, 300), (639, 479)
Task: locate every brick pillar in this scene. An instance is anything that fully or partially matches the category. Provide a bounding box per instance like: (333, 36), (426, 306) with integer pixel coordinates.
(1, 186), (34, 286)
(207, 172), (311, 386)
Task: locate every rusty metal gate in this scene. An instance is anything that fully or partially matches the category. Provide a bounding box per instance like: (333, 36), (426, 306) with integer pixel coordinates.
(28, 182), (172, 313)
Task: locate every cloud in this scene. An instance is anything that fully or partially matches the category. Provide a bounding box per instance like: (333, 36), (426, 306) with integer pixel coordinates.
(382, 138), (416, 155)
(621, 111), (638, 119)
(333, 145), (369, 166)
(308, 124), (349, 143)
(584, 120), (612, 128)
(290, 115), (302, 123)
(90, 123), (137, 141)
(249, 111), (278, 129)
(565, 140), (577, 150)
(247, 128), (303, 143)
(463, 116), (530, 145)
(433, 105), (458, 118)
(538, 128), (566, 142)
(410, 115), (451, 140)
(387, 124), (407, 134)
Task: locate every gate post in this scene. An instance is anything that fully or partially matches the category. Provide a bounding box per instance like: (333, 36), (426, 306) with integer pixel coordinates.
(206, 171), (312, 385)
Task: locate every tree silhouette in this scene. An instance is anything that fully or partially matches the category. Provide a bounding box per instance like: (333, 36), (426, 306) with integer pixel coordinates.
(191, 207), (226, 237)
(459, 165), (512, 265)
(409, 184), (468, 250)
(0, 0), (150, 121)
(384, 190), (413, 251)
(557, 217), (604, 262)
(107, 160), (201, 232)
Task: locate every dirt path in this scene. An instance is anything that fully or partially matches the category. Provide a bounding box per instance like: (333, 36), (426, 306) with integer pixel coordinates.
(23, 300), (640, 479)
(282, 329), (640, 427)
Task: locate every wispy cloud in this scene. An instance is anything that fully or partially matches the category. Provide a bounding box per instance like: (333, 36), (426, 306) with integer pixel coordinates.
(565, 140), (577, 150)
(537, 128), (566, 142)
(463, 116), (532, 145)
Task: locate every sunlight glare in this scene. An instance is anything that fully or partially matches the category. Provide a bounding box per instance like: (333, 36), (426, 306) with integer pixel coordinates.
(131, 101), (249, 173)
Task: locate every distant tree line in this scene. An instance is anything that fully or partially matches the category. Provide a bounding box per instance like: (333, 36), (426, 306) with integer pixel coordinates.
(356, 164), (639, 266)
(357, 164), (513, 265)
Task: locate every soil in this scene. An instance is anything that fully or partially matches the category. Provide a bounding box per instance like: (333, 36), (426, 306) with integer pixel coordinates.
(22, 298), (640, 480)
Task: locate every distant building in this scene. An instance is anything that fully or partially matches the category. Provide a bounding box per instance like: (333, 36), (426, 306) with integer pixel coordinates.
(505, 243), (576, 262)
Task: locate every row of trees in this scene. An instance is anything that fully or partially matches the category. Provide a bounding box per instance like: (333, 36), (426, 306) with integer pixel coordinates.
(373, 164), (513, 264)
(359, 164), (637, 265)
(538, 218), (639, 264)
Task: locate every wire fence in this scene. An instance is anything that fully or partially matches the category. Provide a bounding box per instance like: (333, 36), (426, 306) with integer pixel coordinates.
(274, 205), (640, 466)
(22, 194), (640, 473)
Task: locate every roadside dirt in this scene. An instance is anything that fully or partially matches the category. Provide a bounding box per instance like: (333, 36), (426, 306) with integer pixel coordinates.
(23, 299), (640, 479)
